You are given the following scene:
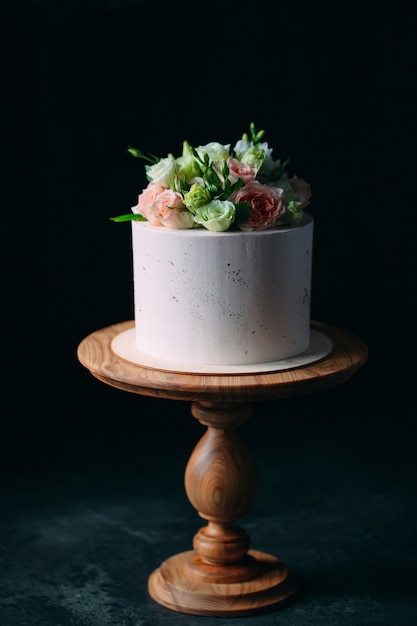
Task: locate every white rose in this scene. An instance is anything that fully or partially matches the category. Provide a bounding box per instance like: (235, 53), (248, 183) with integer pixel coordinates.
(195, 142), (230, 164)
(194, 199), (235, 232)
(147, 156), (177, 187)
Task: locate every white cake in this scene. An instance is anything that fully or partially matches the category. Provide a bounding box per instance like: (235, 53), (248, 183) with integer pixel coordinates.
(132, 215), (313, 366)
(111, 123), (314, 368)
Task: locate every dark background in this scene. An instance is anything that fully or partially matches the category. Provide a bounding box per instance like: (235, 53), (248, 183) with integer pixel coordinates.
(2, 0), (417, 624)
(6, 0), (413, 466)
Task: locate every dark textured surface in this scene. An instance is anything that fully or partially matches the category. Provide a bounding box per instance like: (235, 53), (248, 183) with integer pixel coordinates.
(1, 379), (417, 625)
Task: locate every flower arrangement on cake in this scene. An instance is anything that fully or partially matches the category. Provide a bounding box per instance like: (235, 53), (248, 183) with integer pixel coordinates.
(111, 123), (311, 232)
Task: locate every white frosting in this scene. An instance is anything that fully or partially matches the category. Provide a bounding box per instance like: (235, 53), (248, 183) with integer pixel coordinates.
(131, 215), (313, 366)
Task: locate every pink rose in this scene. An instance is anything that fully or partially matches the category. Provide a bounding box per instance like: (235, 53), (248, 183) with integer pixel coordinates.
(152, 189), (184, 216)
(156, 209), (195, 229)
(289, 176), (312, 209)
(229, 181), (285, 231)
(227, 157), (257, 184)
(151, 189), (194, 229)
(132, 182), (166, 226)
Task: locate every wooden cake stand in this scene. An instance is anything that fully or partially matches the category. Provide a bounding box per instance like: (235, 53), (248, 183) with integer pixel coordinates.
(77, 320), (368, 617)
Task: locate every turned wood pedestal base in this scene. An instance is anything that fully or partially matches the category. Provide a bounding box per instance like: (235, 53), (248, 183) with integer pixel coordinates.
(148, 549), (296, 616)
(148, 400), (297, 616)
(77, 321), (368, 617)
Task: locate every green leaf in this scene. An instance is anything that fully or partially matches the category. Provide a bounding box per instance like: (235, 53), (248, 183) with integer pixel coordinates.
(229, 177), (245, 195)
(232, 201), (252, 229)
(109, 214), (148, 222)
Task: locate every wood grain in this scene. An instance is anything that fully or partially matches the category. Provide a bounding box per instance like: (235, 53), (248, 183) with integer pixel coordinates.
(185, 402), (258, 574)
(77, 321), (367, 616)
(77, 320), (368, 403)
(148, 549), (297, 616)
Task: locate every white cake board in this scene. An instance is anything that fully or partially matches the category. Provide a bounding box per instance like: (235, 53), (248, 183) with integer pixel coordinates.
(111, 327), (333, 375)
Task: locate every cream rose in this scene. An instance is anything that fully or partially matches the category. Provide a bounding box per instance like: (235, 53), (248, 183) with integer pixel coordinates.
(147, 156), (177, 187)
(194, 199), (235, 232)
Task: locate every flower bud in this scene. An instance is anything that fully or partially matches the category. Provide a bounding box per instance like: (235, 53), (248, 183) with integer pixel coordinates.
(182, 183), (212, 213)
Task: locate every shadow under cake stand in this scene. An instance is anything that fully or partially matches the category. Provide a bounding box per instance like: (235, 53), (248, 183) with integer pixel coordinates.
(77, 320), (368, 617)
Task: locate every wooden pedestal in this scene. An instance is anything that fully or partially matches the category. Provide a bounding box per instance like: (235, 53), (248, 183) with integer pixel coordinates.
(77, 321), (367, 616)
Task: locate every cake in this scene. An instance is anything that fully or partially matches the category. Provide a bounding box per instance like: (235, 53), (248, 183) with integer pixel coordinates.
(111, 123), (313, 367)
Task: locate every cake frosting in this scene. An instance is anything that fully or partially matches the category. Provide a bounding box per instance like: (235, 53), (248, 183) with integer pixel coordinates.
(132, 215), (313, 366)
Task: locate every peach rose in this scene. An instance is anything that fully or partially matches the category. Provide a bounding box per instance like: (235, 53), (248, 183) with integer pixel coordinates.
(132, 182), (166, 226)
(151, 189), (195, 229)
(227, 157), (257, 184)
(229, 181), (285, 231)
